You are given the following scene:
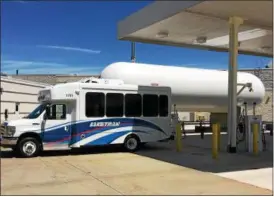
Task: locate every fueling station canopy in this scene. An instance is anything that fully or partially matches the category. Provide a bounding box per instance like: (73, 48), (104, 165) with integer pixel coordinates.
(118, 1), (273, 58)
(117, 0), (273, 153)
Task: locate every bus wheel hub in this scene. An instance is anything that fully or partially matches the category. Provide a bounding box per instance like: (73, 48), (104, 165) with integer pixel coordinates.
(127, 138), (137, 149)
(23, 141), (36, 155)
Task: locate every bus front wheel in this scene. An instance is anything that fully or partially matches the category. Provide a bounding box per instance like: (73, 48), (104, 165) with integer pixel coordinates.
(124, 135), (140, 152)
(17, 137), (41, 158)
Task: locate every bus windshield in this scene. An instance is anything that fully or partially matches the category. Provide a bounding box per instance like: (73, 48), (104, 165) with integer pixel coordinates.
(24, 104), (47, 119)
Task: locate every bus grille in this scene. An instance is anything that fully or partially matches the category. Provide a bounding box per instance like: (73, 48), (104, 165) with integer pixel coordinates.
(0, 124), (6, 136)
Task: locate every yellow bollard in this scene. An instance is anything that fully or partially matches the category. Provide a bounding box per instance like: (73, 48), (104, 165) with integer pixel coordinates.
(212, 123), (218, 159)
(217, 124), (221, 151)
(252, 123), (259, 155)
(175, 123), (182, 152)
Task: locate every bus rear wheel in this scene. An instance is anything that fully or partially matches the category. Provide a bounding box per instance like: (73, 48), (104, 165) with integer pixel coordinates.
(17, 137), (41, 158)
(124, 135), (140, 152)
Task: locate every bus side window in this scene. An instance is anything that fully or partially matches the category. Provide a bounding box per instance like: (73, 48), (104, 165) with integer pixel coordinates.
(86, 92), (105, 117)
(106, 93), (124, 117)
(143, 94), (159, 117)
(48, 104), (66, 120)
(159, 95), (168, 117)
(125, 94), (142, 117)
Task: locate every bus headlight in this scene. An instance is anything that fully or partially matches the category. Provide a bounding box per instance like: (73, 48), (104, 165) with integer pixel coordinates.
(6, 126), (16, 137)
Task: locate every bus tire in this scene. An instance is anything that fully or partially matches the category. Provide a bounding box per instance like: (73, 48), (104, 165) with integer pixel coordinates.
(17, 137), (41, 158)
(124, 135), (140, 152)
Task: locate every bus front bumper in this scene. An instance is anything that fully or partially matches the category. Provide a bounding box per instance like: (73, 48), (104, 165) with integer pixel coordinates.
(0, 137), (18, 148)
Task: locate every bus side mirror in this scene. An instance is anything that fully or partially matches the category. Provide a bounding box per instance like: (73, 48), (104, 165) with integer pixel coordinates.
(43, 112), (47, 120)
(44, 105), (50, 120)
(4, 109), (8, 121)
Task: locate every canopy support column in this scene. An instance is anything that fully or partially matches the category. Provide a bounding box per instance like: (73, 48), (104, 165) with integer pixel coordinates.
(227, 16), (244, 153)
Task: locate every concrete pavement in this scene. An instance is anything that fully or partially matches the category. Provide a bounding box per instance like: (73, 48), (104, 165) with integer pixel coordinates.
(1, 142), (272, 195)
(216, 168), (273, 191)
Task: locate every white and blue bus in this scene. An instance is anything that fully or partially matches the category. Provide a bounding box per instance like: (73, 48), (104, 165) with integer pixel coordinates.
(1, 77), (172, 157)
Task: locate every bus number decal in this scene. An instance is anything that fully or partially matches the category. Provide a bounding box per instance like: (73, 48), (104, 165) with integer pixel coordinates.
(66, 93), (73, 98)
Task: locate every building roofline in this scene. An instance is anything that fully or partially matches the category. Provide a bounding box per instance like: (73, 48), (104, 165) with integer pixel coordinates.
(10, 74), (100, 77)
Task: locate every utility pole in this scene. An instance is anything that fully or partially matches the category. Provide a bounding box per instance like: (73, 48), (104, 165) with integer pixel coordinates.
(131, 42), (136, 62)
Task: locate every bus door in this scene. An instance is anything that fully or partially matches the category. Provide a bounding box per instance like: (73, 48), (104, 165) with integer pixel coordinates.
(41, 103), (72, 150)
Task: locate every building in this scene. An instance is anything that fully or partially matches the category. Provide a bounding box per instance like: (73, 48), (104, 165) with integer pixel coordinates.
(0, 76), (49, 122)
(11, 74), (99, 85)
(0, 74), (99, 123)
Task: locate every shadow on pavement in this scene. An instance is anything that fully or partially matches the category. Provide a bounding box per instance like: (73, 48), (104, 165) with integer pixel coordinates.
(0, 145), (125, 159)
(134, 132), (273, 173)
(1, 132), (272, 174)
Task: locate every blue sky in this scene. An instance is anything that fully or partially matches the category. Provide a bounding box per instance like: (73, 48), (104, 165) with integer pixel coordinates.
(1, 0), (272, 75)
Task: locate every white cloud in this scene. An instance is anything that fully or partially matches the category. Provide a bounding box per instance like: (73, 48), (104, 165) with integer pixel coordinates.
(2, 60), (67, 69)
(38, 45), (101, 54)
(14, 0), (28, 4)
(1, 60), (103, 75)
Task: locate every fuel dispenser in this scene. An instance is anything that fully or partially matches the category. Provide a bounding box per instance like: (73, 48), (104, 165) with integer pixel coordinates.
(244, 115), (263, 153)
(243, 102), (263, 153)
